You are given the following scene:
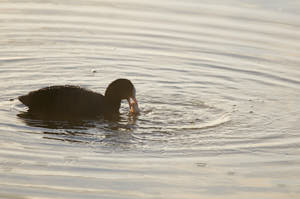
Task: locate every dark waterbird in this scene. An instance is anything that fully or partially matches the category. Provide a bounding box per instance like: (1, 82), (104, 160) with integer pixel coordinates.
(18, 79), (139, 120)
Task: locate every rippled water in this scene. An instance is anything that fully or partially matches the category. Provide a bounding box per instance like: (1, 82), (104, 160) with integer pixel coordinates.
(1, 0), (300, 198)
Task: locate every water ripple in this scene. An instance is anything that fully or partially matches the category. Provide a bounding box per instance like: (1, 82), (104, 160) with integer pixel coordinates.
(1, 0), (300, 198)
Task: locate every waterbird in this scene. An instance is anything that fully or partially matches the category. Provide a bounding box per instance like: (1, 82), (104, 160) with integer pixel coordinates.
(18, 78), (140, 120)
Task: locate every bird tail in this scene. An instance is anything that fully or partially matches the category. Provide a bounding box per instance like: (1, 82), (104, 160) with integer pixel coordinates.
(18, 95), (29, 106)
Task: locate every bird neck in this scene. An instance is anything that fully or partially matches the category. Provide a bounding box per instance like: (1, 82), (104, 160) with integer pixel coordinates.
(104, 95), (121, 114)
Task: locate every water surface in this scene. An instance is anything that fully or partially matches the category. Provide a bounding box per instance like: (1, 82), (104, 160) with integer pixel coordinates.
(0, 0), (300, 198)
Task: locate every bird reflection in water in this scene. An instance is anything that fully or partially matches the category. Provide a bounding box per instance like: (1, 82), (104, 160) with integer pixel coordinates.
(17, 111), (139, 145)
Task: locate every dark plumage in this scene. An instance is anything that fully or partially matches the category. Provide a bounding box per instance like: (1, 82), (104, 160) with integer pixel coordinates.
(18, 79), (138, 120)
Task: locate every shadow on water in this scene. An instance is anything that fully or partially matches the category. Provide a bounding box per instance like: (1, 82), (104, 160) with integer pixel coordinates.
(17, 111), (139, 144)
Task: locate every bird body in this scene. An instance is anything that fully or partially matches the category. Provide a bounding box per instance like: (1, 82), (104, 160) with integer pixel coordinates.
(18, 79), (138, 120)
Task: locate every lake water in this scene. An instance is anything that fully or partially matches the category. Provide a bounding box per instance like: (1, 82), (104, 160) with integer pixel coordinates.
(1, 0), (300, 198)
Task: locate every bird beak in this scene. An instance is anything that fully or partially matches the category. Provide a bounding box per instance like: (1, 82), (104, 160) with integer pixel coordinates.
(127, 87), (140, 114)
(127, 97), (138, 109)
(127, 94), (139, 114)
